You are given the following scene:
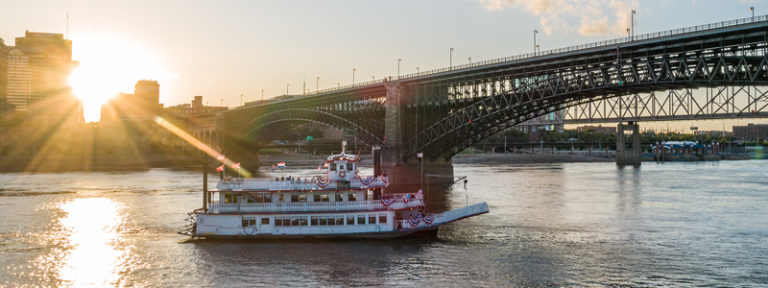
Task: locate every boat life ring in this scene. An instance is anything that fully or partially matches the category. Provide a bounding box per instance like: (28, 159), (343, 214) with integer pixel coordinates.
(339, 171), (346, 178)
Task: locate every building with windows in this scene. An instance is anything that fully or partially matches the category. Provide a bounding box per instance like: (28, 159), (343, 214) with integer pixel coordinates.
(0, 38), (7, 119)
(164, 96), (227, 119)
(576, 125), (617, 134)
(733, 124), (768, 140)
(5, 31), (81, 123)
(100, 80), (164, 122)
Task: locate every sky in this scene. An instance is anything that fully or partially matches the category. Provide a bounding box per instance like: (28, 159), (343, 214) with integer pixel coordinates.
(2, 0), (767, 130)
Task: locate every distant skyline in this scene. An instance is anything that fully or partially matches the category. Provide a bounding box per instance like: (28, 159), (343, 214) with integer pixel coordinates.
(2, 0), (767, 129)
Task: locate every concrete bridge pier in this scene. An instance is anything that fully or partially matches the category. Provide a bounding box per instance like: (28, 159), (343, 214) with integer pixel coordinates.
(616, 122), (642, 166)
(381, 80), (454, 191)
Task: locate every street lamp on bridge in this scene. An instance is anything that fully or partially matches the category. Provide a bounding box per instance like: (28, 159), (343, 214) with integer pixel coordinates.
(534, 30), (538, 56)
(752, 7), (755, 21)
(287, 84), (289, 94)
(317, 77), (319, 93)
(627, 28), (630, 40)
(398, 58), (401, 78)
(450, 48), (454, 70)
(416, 67), (419, 74)
(353, 69), (356, 86)
(631, 10), (636, 40)
(262, 89), (264, 101)
(468, 57), (471, 64)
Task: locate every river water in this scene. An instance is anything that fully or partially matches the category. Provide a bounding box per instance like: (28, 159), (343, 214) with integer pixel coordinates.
(1, 161), (767, 287)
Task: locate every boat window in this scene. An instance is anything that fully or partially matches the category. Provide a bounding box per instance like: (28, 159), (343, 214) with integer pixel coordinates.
(379, 214), (387, 224)
(320, 194), (330, 202)
(319, 217), (327, 226)
(299, 217), (308, 226)
(349, 193), (356, 201)
(291, 194), (299, 202)
(291, 217), (299, 226)
(357, 215), (365, 225)
(247, 197), (255, 203)
(336, 216), (344, 225)
(256, 194), (271, 203)
(279, 194), (284, 201)
(330, 164), (337, 171)
(347, 164), (354, 171)
(336, 194), (343, 202)
(327, 216), (336, 226)
(368, 214), (376, 225)
(274, 217), (284, 226)
(224, 194), (238, 203)
(242, 219), (257, 227)
(299, 195), (306, 202)
(346, 215), (354, 225)
(311, 216), (319, 226)
(338, 164), (345, 171)
(261, 218), (270, 225)
(313, 194), (320, 202)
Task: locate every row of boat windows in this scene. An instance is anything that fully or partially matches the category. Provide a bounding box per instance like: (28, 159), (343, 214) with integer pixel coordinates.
(271, 214), (387, 227)
(224, 193), (357, 203)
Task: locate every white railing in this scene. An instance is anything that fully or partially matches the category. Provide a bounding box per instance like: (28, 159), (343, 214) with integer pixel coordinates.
(217, 176), (388, 191)
(207, 198), (423, 213)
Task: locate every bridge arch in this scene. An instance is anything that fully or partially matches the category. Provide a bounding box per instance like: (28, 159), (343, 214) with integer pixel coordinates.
(405, 54), (768, 160)
(236, 108), (384, 147)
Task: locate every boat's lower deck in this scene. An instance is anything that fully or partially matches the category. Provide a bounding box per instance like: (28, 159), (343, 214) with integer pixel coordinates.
(192, 202), (490, 239)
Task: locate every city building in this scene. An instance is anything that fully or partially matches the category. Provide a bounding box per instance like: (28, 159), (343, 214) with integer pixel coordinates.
(733, 124), (768, 140)
(165, 96), (227, 118)
(0, 38), (7, 119)
(100, 80), (164, 122)
(6, 31), (81, 123)
(576, 125), (617, 134)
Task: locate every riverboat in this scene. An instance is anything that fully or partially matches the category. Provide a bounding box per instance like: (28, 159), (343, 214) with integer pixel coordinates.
(184, 142), (489, 239)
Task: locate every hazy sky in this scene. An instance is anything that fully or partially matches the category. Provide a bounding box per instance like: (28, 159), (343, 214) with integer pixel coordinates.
(2, 0), (766, 129)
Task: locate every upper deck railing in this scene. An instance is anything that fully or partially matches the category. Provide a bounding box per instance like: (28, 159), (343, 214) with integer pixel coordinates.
(257, 14), (768, 100)
(207, 196), (423, 214)
(217, 176), (388, 191)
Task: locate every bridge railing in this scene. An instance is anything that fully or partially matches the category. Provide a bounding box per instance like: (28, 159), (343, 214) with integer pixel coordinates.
(397, 14), (768, 80)
(282, 14), (768, 99)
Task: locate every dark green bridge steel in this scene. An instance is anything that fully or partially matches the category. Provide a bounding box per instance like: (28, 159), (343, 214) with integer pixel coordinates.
(221, 15), (768, 177)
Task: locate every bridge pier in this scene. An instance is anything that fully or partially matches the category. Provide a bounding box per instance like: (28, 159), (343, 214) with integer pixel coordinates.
(616, 122), (642, 166)
(381, 80), (454, 191)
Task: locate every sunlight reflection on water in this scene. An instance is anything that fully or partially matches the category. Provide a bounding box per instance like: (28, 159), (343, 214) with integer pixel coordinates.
(57, 198), (125, 287)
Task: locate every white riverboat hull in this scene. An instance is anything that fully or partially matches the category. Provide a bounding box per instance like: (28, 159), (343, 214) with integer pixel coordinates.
(192, 202), (489, 240)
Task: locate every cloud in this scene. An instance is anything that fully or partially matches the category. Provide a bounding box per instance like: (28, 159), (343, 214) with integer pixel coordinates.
(471, 0), (639, 36)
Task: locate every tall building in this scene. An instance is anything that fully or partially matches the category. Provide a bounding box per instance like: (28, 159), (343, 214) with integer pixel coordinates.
(100, 80), (164, 122)
(733, 124), (768, 140)
(7, 31), (81, 123)
(0, 38), (8, 120)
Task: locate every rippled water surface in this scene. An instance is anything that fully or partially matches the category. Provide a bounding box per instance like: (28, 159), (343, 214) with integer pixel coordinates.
(1, 161), (767, 287)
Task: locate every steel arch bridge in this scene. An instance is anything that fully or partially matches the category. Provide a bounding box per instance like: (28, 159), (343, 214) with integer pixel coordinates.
(221, 15), (768, 163)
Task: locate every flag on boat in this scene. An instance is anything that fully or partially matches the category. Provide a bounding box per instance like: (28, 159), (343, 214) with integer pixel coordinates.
(216, 165), (224, 172)
(278, 162), (286, 168)
(232, 163), (240, 169)
(318, 166), (322, 171)
(217, 155), (225, 160)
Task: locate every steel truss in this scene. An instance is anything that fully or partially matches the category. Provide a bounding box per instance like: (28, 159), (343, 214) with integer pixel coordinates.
(405, 51), (768, 160)
(518, 86), (768, 125)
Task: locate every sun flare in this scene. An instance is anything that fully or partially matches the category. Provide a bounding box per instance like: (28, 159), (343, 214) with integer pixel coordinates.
(68, 33), (177, 122)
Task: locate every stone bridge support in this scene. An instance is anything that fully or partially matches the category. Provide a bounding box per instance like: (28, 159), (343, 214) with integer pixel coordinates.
(616, 122), (641, 166)
(381, 80), (454, 191)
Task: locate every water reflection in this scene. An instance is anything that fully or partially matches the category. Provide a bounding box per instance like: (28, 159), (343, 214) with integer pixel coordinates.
(57, 198), (125, 287)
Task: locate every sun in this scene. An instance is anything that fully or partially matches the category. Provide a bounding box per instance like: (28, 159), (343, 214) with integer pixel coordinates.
(68, 33), (177, 122)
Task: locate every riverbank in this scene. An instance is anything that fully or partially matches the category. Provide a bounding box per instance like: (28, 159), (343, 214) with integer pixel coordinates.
(453, 153), (614, 164)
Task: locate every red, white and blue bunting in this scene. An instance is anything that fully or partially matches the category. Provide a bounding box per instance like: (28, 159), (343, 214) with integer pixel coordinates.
(360, 176), (375, 186)
(381, 198), (396, 206)
(403, 197), (409, 204)
(423, 215), (434, 225)
(315, 178), (332, 188)
(382, 177), (389, 186)
(408, 218), (420, 227)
